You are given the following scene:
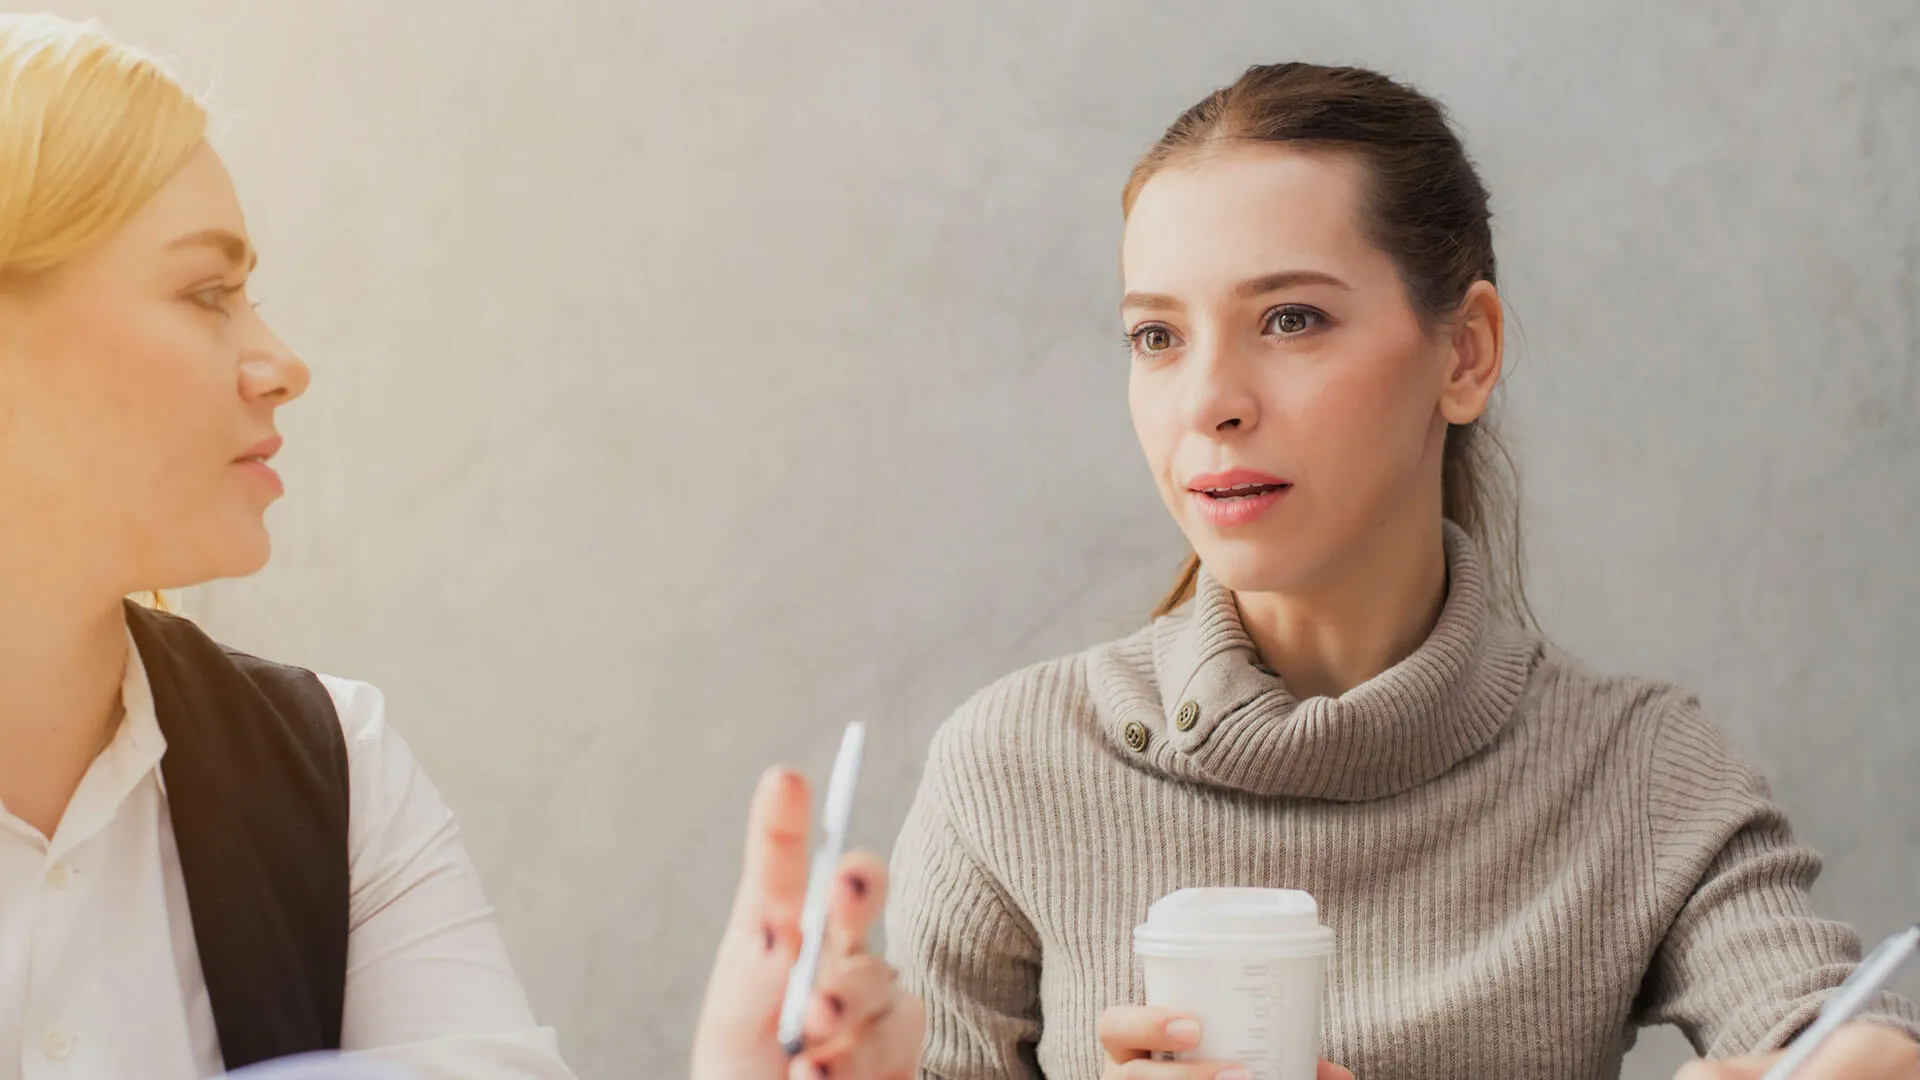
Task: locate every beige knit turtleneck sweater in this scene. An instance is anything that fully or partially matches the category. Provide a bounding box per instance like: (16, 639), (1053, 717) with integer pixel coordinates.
(885, 524), (1920, 1080)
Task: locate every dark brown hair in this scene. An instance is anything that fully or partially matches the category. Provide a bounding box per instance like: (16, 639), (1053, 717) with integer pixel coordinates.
(1127, 63), (1531, 628)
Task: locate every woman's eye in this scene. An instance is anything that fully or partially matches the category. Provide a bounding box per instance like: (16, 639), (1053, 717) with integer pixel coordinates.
(1131, 325), (1177, 353)
(190, 284), (242, 313)
(1265, 307), (1324, 335)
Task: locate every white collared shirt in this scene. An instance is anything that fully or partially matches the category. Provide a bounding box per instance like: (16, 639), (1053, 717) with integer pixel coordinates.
(0, 634), (577, 1080)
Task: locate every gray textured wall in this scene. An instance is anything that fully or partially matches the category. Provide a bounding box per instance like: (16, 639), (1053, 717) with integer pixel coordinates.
(52, 1), (1919, 1077)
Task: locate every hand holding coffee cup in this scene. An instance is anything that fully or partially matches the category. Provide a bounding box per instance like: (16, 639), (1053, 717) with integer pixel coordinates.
(1114, 888), (1343, 1080)
(1097, 1005), (1354, 1080)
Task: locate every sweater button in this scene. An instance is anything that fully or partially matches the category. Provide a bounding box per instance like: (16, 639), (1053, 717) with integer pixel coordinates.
(1174, 701), (1200, 731)
(1122, 721), (1149, 752)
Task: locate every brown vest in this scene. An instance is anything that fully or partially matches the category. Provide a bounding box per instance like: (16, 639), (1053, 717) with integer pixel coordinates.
(124, 601), (350, 1072)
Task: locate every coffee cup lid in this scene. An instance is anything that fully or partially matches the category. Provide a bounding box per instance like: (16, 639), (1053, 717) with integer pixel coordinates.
(1133, 888), (1334, 956)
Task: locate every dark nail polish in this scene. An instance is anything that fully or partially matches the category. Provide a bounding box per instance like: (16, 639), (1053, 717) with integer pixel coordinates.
(763, 924), (776, 952)
(814, 1063), (830, 1079)
(826, 993), (845, 1018)
(845, 874), (868, 899)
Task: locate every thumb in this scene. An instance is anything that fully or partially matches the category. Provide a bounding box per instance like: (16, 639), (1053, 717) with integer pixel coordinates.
(1319, 1061), (1355, 1080)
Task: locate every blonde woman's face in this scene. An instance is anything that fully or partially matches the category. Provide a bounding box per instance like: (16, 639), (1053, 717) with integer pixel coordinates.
(0, 142), (309, 593)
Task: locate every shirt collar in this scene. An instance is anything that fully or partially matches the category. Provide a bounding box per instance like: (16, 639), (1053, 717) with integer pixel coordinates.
(38, 621), (172, 857)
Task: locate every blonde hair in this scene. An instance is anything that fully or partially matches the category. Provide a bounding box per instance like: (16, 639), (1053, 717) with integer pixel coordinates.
(0, 14), (206, 280)
(0, 16), (206, 614)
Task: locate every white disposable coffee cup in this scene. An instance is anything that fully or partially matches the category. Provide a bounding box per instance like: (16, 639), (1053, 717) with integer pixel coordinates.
(1132, 888), (1335, 1080)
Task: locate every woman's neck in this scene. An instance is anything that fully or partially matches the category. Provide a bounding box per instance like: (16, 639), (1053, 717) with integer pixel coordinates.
(1234, 513), (1450, 700)
(0, 566), (132, 839)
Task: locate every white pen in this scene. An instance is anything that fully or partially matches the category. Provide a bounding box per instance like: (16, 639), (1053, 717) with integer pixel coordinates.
(777, 721), (867, 1056)
(1757, 923), (1920, 1080)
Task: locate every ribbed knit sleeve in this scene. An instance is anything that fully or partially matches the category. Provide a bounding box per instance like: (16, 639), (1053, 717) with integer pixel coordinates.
(886, 718), (1044, 1080)
(1636, 694), (1920, 1056)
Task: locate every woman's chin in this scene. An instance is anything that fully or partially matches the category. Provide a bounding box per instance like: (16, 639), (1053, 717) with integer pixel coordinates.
(218, 531), (274, 580)
(154, 522), (273, 590)
(1188, 532), (1323, 596)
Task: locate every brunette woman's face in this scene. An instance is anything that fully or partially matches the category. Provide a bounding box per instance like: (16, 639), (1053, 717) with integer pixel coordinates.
(1121, 144), (1501, 598)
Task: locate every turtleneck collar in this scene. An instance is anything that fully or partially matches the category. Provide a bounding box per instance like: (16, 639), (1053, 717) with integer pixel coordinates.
(1089, 522), (1541, 801)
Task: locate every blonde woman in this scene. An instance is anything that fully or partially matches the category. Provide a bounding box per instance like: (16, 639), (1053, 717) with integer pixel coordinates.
(0, 15), (919, 1080)
(886, 63), (1918, 1080)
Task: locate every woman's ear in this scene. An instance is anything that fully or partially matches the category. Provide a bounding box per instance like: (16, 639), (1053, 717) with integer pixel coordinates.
(1437, 280), (1504, 425)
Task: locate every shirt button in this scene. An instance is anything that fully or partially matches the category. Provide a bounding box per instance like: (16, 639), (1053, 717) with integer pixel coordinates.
(1122, 721), (1150, 752)
(45, 862), (73, 890)
(42, 1028), (73, 1060)
(1174, 701), (1201, 732)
